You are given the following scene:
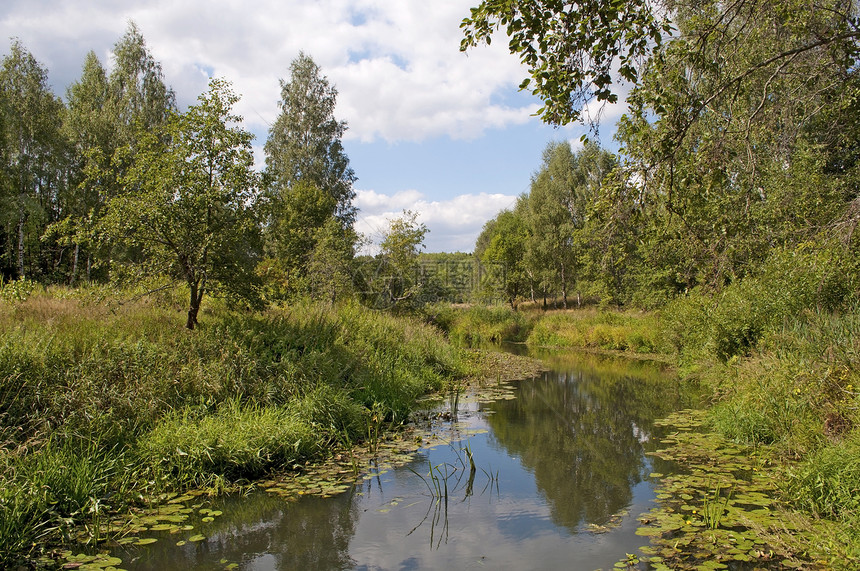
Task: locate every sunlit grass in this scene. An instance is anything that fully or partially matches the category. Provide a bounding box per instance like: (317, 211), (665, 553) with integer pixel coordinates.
(0, 288), (474, 566)
(526, 308), (664, 354)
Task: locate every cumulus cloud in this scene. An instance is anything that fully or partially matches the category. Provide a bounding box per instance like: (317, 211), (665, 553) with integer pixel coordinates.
(354, 189), (517, 254)
(0, 0), (535, 143)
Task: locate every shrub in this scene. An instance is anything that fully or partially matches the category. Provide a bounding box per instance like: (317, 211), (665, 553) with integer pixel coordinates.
(663, 243), (856, 364)
(527, 309), (662, 354)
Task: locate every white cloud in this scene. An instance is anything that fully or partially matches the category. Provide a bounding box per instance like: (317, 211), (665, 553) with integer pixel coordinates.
(0, 0), (535, 144)
(354, 189), (517, 254)
(354, 189), (424, 212)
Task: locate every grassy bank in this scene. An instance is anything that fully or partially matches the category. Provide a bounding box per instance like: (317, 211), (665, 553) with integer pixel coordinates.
(0, 287), (508, 566)
(426, 302), (665, 357)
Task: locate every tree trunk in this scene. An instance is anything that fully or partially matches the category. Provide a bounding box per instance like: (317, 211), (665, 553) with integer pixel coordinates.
(17, 212), (26, 279)
(561, 264), (568, 309)
(186, 280), (204, 330)
(70, 242), (79, 286)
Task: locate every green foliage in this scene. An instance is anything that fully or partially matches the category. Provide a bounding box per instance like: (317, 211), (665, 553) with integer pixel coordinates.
(664, 243), (856, 364)
(477, 141), (616, 308)
(787, 431), (860, 524)
(359, 210), (430, 311)
(140, 400), (321, 486)
(460, 0), (670, 125)
(0, 276), (36, 302)
(616, 0), (860, 292)
(101, 78), (261, 329)
(428, 303), (533, 346)
(260, 182), (357, 303)
(262, 53), (358, 303)
(0, 24), (176, 286)
(0, 39), (68, 281)
(706, 359), (817, 447)
(264, 51), (356, 225)
(0, 436), (137, 564)
(108, 22), (175, 135)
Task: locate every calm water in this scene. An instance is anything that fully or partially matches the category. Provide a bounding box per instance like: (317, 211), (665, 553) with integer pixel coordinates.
(116, 350), (694, 570)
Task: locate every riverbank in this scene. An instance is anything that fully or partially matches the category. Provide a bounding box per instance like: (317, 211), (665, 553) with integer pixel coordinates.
(0, 288), (542, 568)
(432, 302), (860, 567)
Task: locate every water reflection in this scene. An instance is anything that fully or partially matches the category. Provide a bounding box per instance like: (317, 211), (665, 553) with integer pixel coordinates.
(485, 351), (687, 532)
(116, 350), (696, 570)
(118, 489), (361, 570)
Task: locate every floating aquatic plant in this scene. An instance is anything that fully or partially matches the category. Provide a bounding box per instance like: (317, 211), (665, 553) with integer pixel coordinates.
(635, 409), (851, 569)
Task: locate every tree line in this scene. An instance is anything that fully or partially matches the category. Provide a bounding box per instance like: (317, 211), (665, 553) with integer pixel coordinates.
(0, 23), (433, 327)
(7, 0), (859, 323)
(471, 0), (860, 311)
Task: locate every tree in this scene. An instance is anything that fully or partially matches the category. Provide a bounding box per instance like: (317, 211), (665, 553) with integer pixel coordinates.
(56, 51), (112, 284)
(527, 141), (578, 307)
(614, 0), (860, 288)
(259, 181), (356, 301)
(460, 0), (671, 125)
(526, 141), (615, 307)
(306, 217), (359, 304)
(464, 0), (860, 297)
(0, 40), (67, 280)
(478, 205), (530, 308)
(101, 78), (260, 329)
(265, 52), (356, 227)
(108, 22), (175, 141)
(47, 24), (175, 284)
(358, 210), (428, 310)
(261, 52), (358, 302)
(460, 0), (858, 131)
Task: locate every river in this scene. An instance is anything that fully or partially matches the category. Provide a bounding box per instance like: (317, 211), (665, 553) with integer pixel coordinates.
(111, 348), (696, 570)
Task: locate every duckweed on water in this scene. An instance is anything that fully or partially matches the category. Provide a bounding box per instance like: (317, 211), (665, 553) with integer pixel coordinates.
(634, 409), (854, 570)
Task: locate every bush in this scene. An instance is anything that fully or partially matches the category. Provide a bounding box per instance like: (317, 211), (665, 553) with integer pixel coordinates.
(663, 243), (856, 364)
(706, 357), (819, 450)
(425, 303), (533, 346)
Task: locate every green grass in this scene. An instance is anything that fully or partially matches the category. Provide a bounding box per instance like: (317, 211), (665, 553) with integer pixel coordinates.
(786, 431), (860, 524)
(0, 288), (472, 566)
(140, 399), (322, 486)
(526, 308), (664, 354)
(682, 299), (860, 543)
(425, 303), (533, 346)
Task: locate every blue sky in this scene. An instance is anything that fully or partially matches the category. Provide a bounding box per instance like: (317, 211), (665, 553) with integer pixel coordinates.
(1, 0), (625, 252)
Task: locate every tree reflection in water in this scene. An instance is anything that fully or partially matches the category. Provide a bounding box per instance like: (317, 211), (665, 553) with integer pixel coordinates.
(117, 490), (361, 570)
(484, 351), (691, 531)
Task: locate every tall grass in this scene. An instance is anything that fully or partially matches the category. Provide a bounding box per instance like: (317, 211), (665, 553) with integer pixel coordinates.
(667, 260), (860, 539)
(0, 289), (471, 565)
(527, 308), (663, 354)
(787, 430), (860, 516)
(425, 303), (533, 346)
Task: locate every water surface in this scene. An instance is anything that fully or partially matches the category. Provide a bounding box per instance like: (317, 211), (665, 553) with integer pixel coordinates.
(117, 350), (694, 570)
